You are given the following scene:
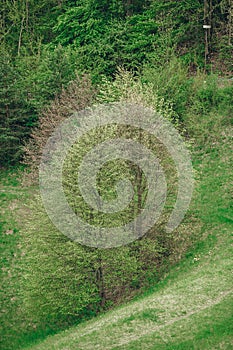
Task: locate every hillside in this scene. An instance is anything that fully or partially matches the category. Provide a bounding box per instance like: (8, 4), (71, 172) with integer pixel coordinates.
(1, 1), (232, 349)
(20, 120), (232, 349)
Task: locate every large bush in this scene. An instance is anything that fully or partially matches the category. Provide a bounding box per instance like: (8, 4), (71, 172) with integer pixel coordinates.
(20, 70), (195, 334)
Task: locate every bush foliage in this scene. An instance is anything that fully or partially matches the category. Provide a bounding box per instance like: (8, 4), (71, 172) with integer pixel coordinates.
(20, 70), (198, 334)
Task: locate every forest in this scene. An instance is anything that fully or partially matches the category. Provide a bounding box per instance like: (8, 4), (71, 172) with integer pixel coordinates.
(0, 1), (232, 349)
(1, 0), (232, 166)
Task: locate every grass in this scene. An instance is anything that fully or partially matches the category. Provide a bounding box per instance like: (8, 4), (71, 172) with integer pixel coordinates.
(0, 168), (25, 349)
(23, 219), (232, 349)
(1, 111), (232, 349)
(0, 168), (53, 350)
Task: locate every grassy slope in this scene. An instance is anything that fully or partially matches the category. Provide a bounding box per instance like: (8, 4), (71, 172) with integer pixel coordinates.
(0, 169), (26, 348)
(0, 113), (232, 349)
(0, 169), (39, 350)
(21, 123), (232, 349)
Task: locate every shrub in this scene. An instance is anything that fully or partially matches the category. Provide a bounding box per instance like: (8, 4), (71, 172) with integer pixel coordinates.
(23, 74), (96, 182)
(20, 70), (196, 335)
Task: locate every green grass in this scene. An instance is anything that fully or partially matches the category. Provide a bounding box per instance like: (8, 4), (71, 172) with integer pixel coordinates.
(1, 114), (232, 349)
(24, 218), (232, 349)
(0, 168), (54, 350)
(0, 168), (24, 349)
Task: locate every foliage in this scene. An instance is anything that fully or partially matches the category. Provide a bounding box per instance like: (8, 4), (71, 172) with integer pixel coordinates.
(20, 200), (101, 327)
(4, 114), (232, 350)
(0, 45), (82, 166)
(142, 56), (233, 128)
(18, 69), (196, 345)
(19, 197), (142, 326)
(0, 50), (37, 166)
(96, 69), (175, 120)
(0, 0), (67, 55)
(1, 1), (232, 349)
(142, 57), (190, 119)
(23, 74), (95, 180)
(12, 117), (233, 350)
(53, 10), (159, 80)
(1, 0), (232, 166)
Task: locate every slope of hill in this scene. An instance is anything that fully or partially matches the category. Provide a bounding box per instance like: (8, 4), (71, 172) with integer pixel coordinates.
(24, 124), (232, 350)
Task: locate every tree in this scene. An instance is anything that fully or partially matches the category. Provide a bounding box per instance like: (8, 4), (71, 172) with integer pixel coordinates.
(0, 0), (66, 55)
(0, 50), (37, 166)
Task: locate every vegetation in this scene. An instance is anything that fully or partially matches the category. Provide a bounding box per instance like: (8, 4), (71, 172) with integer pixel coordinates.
(1, 95), (232, 348)
(0, 1), (232, 349)
(23, 123), (233, 349)
(1, 0), (232, 165)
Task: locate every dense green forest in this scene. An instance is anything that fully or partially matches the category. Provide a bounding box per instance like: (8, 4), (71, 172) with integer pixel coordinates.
(0, 1), (232, 350)
(0, 0), (232, 166)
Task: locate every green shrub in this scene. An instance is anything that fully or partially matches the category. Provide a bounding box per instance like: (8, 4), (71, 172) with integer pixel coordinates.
(20, 198), (101, 328)
(142, 56), (190, 118)
(142, 57), (232, 139)
(20, 70), (191, 336)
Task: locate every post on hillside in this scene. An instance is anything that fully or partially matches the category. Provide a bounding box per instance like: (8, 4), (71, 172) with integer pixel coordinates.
(203, 0), (212, 72)
(203, 24), (211, 71)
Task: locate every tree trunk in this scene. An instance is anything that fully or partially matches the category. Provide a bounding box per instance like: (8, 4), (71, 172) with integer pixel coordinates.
(125, 0), (133, 17)
(96, 254), (106, 307)
(228, 0), (233, 45)
(18, 16), (25, 56)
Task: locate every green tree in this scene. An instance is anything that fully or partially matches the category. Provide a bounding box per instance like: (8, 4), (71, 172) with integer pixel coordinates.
(0, 0), (67, 55)
(0, 50), (37, 166)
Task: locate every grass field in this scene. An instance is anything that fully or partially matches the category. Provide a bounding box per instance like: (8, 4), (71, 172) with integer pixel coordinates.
(1, 117), (232, 349)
